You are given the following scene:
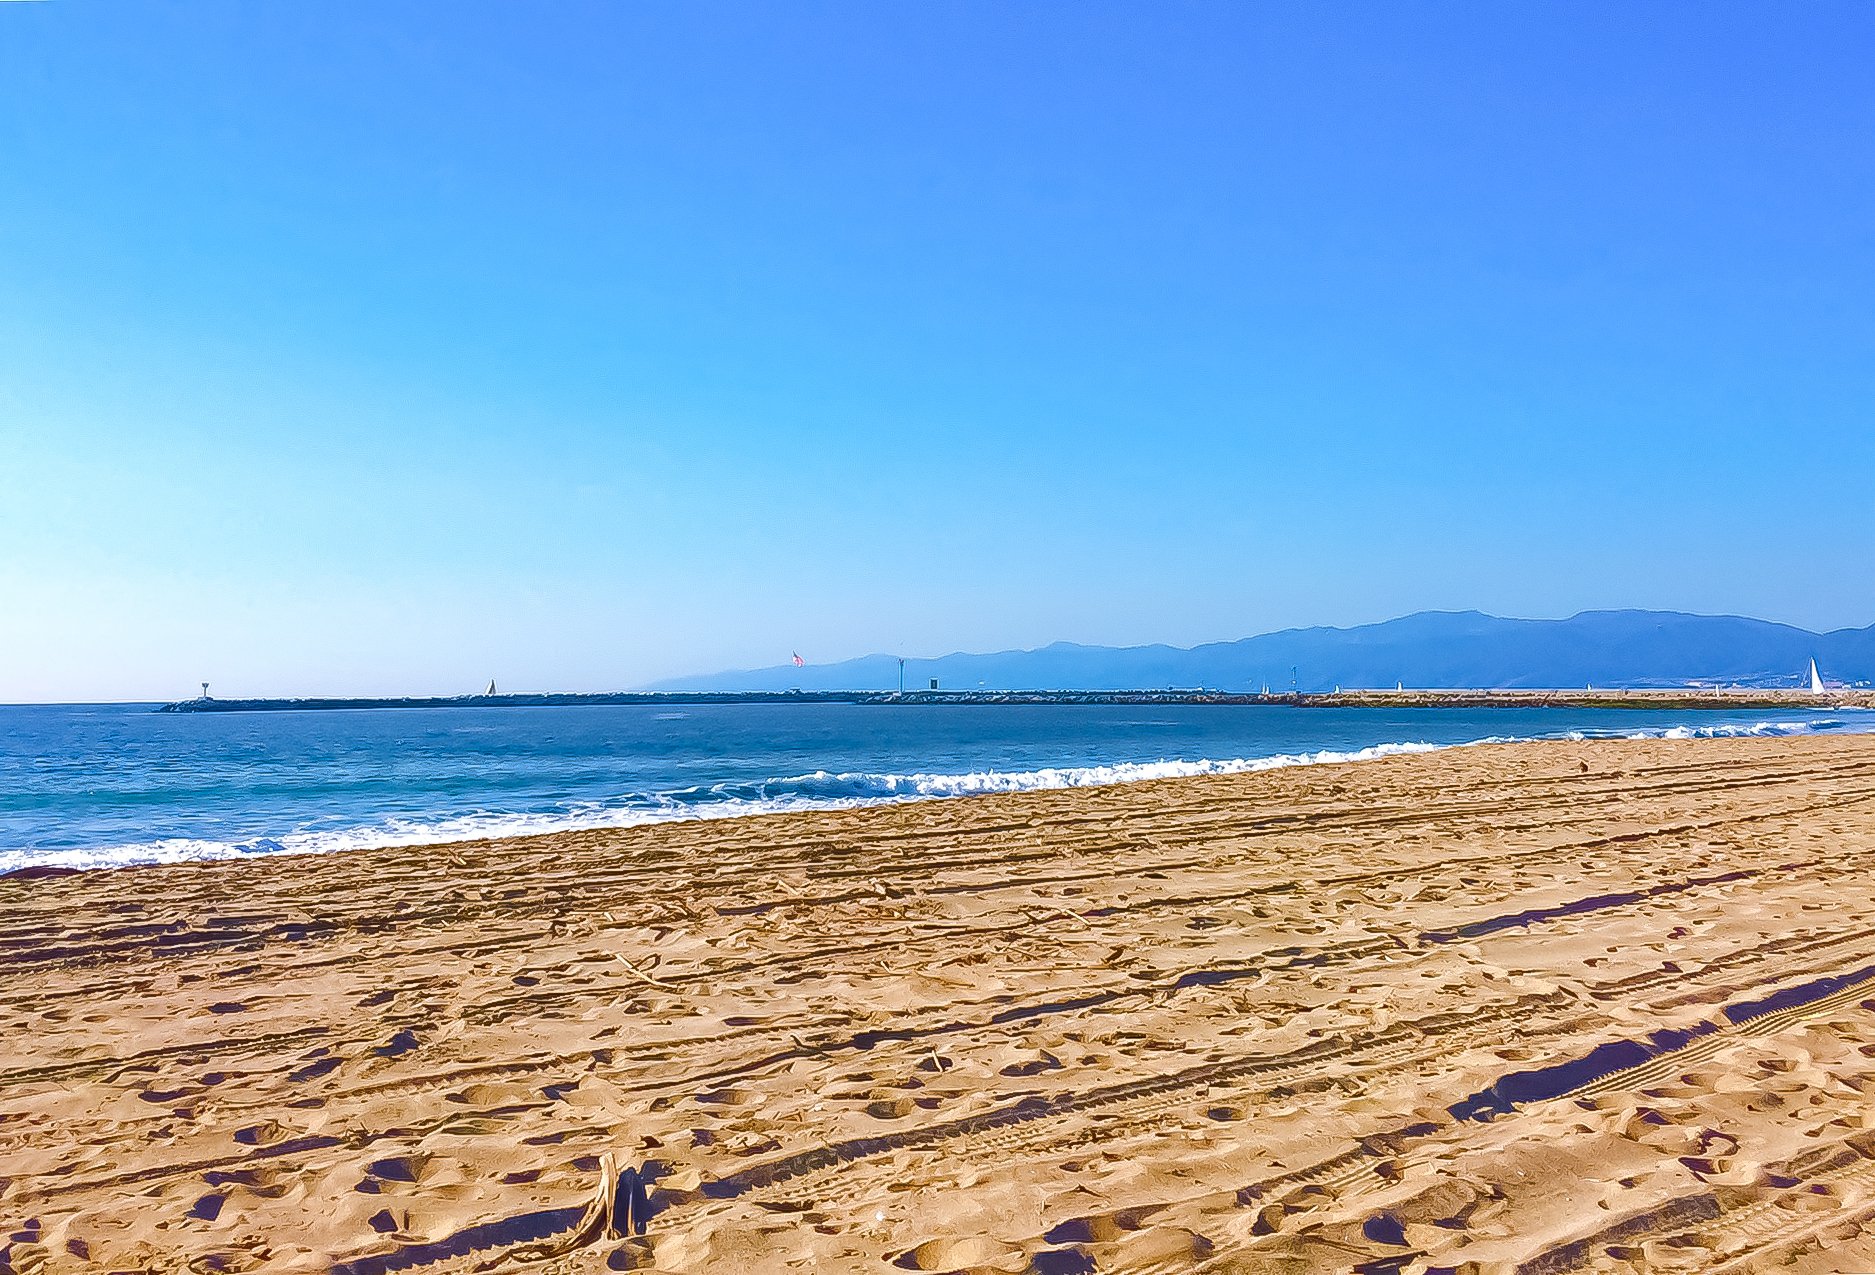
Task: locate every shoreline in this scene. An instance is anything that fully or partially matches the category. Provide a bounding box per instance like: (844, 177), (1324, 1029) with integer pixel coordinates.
(11, 712), (1867, 876)
(7, 732), (1875, 1272)
(1, 739), (1446, 877)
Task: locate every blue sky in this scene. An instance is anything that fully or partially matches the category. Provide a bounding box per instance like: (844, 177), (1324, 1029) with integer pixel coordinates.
(2, 3), (1871, 701)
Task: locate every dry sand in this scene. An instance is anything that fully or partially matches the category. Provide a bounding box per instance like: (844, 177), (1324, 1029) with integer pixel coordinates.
(6, 733), (1875, 1274)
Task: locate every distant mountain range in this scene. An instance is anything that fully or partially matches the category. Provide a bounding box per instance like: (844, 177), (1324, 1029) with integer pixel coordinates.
(650, 610), (1875, 694)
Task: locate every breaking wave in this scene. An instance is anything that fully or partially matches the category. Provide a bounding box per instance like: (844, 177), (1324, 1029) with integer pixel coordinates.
(1558, 718), (1844, 743)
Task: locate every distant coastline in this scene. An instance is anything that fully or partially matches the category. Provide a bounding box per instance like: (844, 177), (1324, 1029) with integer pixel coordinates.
(651, 610), (1875, 695)
(157, 687), (1875, 713)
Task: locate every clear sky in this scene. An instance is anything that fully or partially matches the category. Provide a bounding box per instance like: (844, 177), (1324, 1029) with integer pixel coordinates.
(2, 3), (1871, 702)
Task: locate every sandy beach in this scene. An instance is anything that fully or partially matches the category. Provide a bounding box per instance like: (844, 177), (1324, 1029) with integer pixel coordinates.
(7, 732), (1875, 1274)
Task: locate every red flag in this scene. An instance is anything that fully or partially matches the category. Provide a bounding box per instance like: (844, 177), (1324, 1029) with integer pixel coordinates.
(792, 652), (805, 667)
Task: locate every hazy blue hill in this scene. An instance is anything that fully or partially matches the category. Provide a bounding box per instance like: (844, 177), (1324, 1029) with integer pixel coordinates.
(649, 610), (1875, 693)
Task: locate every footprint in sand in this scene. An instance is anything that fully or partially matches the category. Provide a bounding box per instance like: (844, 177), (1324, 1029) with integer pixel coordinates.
(233, 1120), (291, 1147)
(892, 1234), (1025, 1270)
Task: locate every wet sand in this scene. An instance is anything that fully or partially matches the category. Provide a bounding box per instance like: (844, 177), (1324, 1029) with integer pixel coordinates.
(6, 733), (1875, 1274)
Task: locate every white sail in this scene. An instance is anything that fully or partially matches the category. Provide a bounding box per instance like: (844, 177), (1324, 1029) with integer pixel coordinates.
(485, 679), (497, 696)
(1809, 660), (1824, 694)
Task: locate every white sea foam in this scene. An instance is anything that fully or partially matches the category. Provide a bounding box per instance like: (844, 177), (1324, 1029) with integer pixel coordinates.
(761, 741), (1445, 801)
(1561, 718), (1838, 743)
(8, 717), (1861, 874)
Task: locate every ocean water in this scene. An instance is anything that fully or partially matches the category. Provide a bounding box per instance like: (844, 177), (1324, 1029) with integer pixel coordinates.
(2, 701), (1867, 873)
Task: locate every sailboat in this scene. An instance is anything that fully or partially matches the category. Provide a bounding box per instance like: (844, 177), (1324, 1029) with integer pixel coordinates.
(485, 679), (497, 696)
(1808, 660), (1825, 695)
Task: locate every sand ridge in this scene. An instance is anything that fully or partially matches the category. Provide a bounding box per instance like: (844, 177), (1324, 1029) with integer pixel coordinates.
(5, 734), (1875, 1273)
